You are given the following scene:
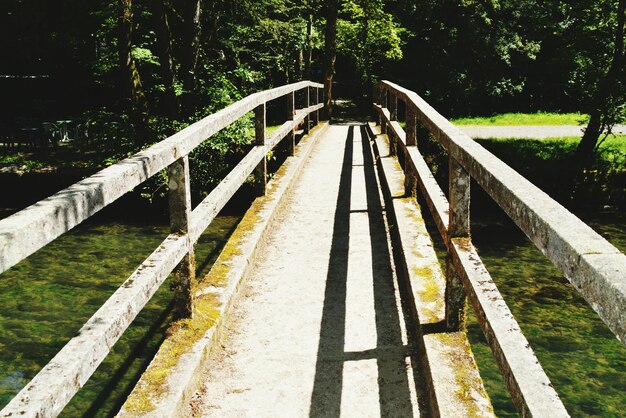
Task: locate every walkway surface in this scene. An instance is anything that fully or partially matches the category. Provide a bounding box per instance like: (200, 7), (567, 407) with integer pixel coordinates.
(188, 124), (425, 417)
(458, 124), (626, 139)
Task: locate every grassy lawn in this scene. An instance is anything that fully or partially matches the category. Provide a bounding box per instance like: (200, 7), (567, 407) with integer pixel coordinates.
(475, 134), (626, 208)
(476, 135), (626, 170)
(451, 112), (589, 126)
(266, 124), (282, 135)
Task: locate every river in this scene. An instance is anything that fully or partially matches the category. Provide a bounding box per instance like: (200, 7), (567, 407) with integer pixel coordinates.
(0, 211), (240, 416)
(0, 204), (625, 416)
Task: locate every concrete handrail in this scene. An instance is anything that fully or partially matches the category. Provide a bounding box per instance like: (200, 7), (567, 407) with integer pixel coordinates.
(0, 81), (323, 418)
(374, 80), (626, 417)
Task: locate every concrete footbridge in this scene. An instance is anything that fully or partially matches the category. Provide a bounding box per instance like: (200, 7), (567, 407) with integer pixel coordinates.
(1, 81), (625, 417)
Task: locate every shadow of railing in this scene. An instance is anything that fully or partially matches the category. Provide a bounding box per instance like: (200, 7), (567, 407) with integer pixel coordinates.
(310, 124), (426, 416)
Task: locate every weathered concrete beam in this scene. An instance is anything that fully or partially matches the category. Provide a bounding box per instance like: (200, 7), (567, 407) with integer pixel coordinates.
(378, 80), (626, 345)
(118, 123), (330, 418)
(0, 81), (323, 276)
(189, 147), (265, 243)
(367, 122), (494, 417)
(0, 233), (190, 418)
(451, 238), (569, 417)
(373, 105), (449, 242)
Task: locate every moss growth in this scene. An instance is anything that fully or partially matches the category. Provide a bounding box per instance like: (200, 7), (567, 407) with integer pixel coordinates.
(200, 199), (266, 288)
(453, 237), (473, 251)
(435, 333), (493, 417)
(416, 274), (440, 304)
(123, 293), (221, 415)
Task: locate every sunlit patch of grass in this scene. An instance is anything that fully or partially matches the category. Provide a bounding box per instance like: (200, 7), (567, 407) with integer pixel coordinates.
(451, 112), (589, 126)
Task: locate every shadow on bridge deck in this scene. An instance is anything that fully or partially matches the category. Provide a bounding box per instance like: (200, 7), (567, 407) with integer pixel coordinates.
(309, 125), (428, 416)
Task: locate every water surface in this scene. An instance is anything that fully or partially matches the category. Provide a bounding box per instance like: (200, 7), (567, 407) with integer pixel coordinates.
(466, 212), (626, 417)
(0, 214), (240, 416)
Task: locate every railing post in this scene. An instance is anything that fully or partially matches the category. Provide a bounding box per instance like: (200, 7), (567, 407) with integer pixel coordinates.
(168, 156), (195, 319)
(304, 87), (310, 135)
(446, 157), (470, 330)
(287, 91), (295, 155)
(389, 93), (398, 121)
(405, 105), (417, 196)
(381, 88), (388, 135)
(254, 103), (267, 196)
(389, 93), (397, 156)
(315, 87), (320, 125)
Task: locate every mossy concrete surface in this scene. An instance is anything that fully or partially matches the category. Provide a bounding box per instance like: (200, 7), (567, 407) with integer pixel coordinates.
(368, 122), (495, 417)
(118, 122), (329, 417)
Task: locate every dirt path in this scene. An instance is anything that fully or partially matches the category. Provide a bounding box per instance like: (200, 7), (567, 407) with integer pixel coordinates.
(458, 124), (626, 139)
(188, 124), (424, 417)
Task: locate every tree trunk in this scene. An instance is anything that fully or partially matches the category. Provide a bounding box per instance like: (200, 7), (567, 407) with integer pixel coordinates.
(154, 0), (179, 118)
(119, 0), (150, 140)
(305, 13), (313, 79)
(572, 0), (625, 203)
(295, 49), (304, 81)
(181, 0), (202, 95)
(576, 0), (625, 163)
(323, 0), (339, 121)
(577, 108), (604, 162)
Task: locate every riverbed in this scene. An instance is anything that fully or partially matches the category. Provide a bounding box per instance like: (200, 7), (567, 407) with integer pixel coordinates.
(0, 213), (240, 416)
(462, 211), (626, 417)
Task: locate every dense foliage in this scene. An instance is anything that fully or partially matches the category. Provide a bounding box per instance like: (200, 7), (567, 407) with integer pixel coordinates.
(0, 0), (624, 191)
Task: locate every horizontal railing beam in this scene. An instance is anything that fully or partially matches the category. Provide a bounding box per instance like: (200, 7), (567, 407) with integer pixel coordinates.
(374, 104), (449, 242)
(0, 82), (322, 276)
(0, 232), (189, 417)
(451, 238), (568, 417)
(374, 102), (569, 415)
(0, 81), (324, 418)
(377, 80), (626, 345)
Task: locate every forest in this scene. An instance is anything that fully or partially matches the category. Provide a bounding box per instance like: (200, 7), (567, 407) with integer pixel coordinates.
(0, 0), (625, 201)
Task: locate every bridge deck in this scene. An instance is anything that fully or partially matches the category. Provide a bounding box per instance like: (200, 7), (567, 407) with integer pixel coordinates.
(189, 124), (425, 416)
(170, 121), (495, 417)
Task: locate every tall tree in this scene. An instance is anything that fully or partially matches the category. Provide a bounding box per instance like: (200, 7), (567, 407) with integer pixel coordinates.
(305, 12), (313, 79)
(324, 0), (339, 120)
(181, 0), (202, 94)
(337, 0), (405, 91)
(576, 0), (626, 163)
(153, 0), (179, 118)
(119, 0), (150, 137)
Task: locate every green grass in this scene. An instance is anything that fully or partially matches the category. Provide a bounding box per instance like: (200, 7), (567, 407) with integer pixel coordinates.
(266, 124), (282, 135)
(451, 112), (589, 126)
(474, 134), (626, 209)
(479, 134), (626, 161)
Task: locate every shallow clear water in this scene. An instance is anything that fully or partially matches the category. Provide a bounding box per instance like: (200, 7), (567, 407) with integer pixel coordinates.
(0, 214), (240, 417)
(466, 212), (626, 417)
(1, 204), (625, 417)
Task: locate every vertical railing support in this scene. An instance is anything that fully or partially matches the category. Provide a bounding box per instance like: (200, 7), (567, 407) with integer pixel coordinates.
(374, 85), (382, 126)
(404, 105), (417, 196)
(388, 93), (398, 156)
(381, 88), (388, 135)
(287, 91), (295, 155)
(446, 157), (470, 330)
(254, 103), (267, 196)
(168, 156), (195, 319)
(304, 87), (311, 135)
(389, 93), (398, 121)
(315, 88), (320, 125)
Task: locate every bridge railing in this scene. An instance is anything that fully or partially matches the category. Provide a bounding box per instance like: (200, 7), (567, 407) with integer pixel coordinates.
(0, 81), (323, 417)
(374, 80), (626, 417)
